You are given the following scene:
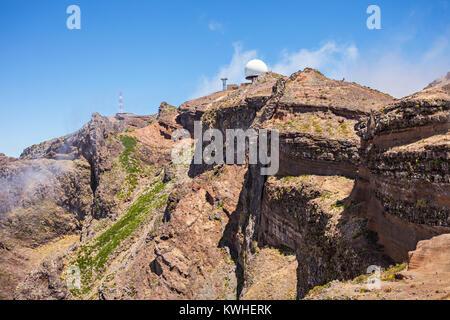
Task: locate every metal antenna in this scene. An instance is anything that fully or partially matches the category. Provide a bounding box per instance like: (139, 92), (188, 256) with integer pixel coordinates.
(221, 78), (228, 91)
(119, 92), (123, 113)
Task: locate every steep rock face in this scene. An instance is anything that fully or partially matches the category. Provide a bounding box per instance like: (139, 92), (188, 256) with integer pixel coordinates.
(0, 159), (92, 246)
(235, 69), (394, 298)
(258, 175), (389, 298)
(0, 112), (157, 299)
(177, 91), (230, 135)
(408, 233), (450, 274)
(256, 68), (395, 178)
(0, 234), (79, 300)
(59, 108), (179, 299)
(239, 246), (297, 300)
(200, 73), (284, 131)
(178, 72), (284, 134)
(22, 113), (155, 218)
(146, 165), (246, 300)
(14, 255), (71, 300)
(305, 234), (450, 300)
(182, 73), (285, 178)
(156, 102), (179, 138)
(0, 157), (92, 299)
(190, 68), (397, 299)
(353, 77), (450, 262)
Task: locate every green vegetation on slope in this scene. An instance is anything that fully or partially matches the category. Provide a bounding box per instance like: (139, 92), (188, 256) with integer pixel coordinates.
(72, 179), (168, 295)
(118, 135), (141, 199)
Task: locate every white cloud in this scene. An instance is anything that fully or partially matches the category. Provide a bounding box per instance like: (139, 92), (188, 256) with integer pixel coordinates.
(345, 34), (450, 98)
(208, 21), (224, 33)
(190, 43), (257, 99)
(191, 35), (450, 99)
(272, 42), (359, 79)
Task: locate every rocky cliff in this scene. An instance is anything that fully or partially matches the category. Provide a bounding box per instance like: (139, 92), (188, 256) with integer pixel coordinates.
(353, 75), (450, 262)
(0, 69), (448, 300)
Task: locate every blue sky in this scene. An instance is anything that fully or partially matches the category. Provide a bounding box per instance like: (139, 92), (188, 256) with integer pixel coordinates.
(1, 0), (449, 157)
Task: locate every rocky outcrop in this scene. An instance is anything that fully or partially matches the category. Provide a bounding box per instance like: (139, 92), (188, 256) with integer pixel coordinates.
(305, 234), (450, 300)
(178, 72), (284, 134)
(353, 76), (450, 262)
(0, 111), (160, 299)
(257, 175), (389, 298)
(171, 68), (448, 300)
(256, 68), (394, 178)
(0, 153), (15, 167)
(14, 255), (71, 300)
(239, 247), (297, 300)
(146, 165), (245, 300)
(185, 68), (398, 299)
(408, 233), (450, 274)
(425, 71), (450, 89)
(0, 159), (92, 247)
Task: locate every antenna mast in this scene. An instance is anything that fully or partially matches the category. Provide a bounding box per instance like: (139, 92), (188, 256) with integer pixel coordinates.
(221, 78), (228, 91)
(119, 92), (123, 113)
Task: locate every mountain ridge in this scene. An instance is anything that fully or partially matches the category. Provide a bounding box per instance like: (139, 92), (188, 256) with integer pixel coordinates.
(0, 68), (448, 300)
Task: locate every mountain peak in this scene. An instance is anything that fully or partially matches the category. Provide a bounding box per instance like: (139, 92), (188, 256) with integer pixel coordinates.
(426, 71), (450, 89)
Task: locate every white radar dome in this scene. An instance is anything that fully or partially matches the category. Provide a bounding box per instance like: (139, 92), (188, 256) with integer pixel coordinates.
(245, 59), (268, 80)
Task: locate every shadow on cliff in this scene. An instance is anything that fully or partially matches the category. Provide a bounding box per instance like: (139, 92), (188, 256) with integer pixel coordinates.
(217, 172), (247, 299)
(217, 164), (268, 300)
(217, 167), (253, 300)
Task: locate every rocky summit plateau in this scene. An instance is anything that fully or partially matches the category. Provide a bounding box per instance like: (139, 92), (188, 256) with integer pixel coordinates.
(0, 68), (449, 300)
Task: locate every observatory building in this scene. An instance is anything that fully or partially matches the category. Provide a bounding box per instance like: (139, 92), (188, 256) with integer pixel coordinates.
(245, 59), (268, 82)
(220, 59), (269, 91)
